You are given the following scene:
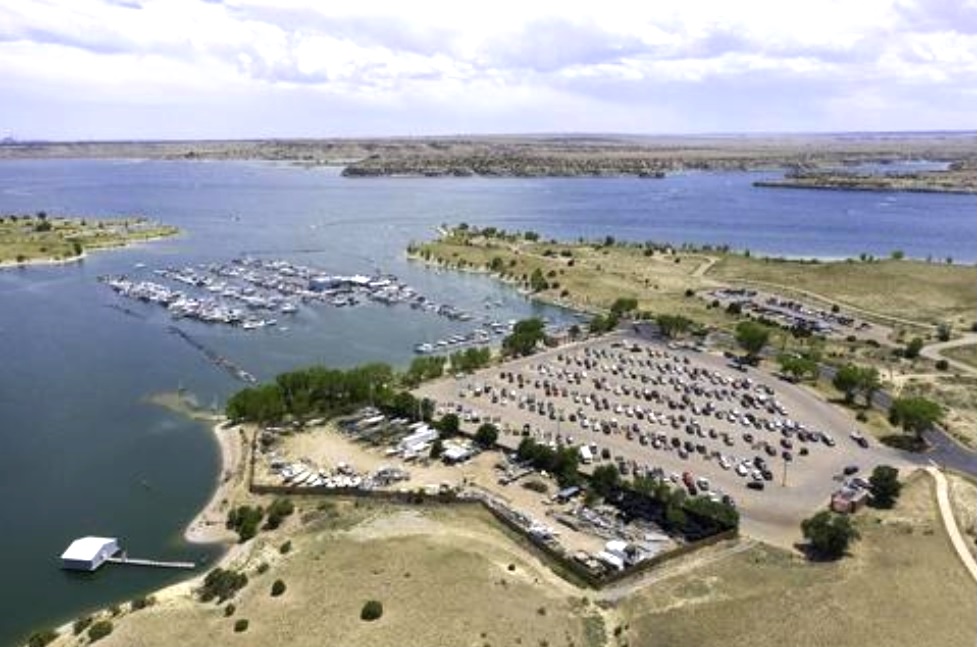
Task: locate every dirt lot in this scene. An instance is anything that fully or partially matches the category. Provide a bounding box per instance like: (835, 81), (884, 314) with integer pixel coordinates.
(619, 474), (977, 647)
(90, 504), (601, 647)
(415, 333), (913, 548)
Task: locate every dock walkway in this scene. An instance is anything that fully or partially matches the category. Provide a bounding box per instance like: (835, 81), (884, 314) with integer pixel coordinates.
(107, 556), (195, 570)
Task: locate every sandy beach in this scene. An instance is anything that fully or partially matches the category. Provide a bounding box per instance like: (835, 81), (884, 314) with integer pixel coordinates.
(184, 420), (249, 544)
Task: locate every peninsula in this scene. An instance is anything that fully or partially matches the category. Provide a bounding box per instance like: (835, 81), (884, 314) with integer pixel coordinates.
(754, 162), (977, 195)
(0, 213), (178, 267)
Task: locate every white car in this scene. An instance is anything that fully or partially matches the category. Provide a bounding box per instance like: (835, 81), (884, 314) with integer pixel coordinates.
(735, 463), (749, 477)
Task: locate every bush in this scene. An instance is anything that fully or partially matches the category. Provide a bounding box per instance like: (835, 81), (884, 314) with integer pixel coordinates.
(264, 497), (295, 530)
(224, 603), (236, 617)
(73, 616), (93, 636)
(226, 505), (264, 542)
(801, 511), (860, 559)
(130, 595), (155, 611)
(271, 579), (287, 597)
(935, 359), (949, 371)
(360, 600), (384, 621)
(233, 619), (249, 633)
(868, 465), (902, 509)
(199, 567), (249, 603)
(88, 620), (113, 643)
(26, 629), (58, 647)
(279, 540), (292, 554)
(256, 562), (270, 574)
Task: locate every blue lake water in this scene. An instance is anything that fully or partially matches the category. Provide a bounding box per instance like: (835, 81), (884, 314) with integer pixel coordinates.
(0, 159), (973, 645)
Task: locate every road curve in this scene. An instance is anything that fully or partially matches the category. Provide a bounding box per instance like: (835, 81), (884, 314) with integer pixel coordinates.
(925, 466), (977, 583)
(920, 334), (977, 377)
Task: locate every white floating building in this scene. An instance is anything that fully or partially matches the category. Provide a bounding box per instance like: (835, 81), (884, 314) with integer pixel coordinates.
(61, 536), (120, 571)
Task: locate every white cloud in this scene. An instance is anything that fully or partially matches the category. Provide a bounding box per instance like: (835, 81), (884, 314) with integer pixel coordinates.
(0, 0), (974, 137)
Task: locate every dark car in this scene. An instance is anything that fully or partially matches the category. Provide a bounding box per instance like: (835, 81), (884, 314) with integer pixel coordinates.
(747, 481), (765, 491)
(843, 465), (860, 476)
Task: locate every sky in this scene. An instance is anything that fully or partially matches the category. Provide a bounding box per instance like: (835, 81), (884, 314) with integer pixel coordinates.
(0, 0), (975, 140)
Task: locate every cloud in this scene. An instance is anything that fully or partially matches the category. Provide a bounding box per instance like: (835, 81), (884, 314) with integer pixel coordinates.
(0, 0), (974, 138)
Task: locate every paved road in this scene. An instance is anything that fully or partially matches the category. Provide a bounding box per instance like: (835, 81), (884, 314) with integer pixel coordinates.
(922, 428), (977, 478)
(926, 466), (977, 583)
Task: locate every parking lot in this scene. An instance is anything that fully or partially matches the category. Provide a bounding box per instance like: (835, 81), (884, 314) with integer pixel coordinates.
(415, 332), (911, 547)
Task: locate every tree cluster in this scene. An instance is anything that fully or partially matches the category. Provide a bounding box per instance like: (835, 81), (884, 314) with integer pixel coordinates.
(831, 363), (881, 406)
(734, 321), (771, 359)
(449, 347), (491, 373)
(516, 438), (581, 487)
(502, 318), (546, 357)
(889, 396), (943, 439)
(226, 505), (264, 543)
(777, 351), (820, 382)
(263, 498), (295, 530)
(656, 314), (693, 339)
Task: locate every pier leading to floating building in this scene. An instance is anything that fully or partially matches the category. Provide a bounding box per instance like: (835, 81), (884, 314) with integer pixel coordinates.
(60, 536), (195, 572)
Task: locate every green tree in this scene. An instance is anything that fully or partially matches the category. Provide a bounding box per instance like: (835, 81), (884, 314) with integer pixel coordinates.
(87, 621), (113, 643)
(27, 629), (58, 647)
(889, 396), (943, 440)
(437, 413), (460, 437)
(868, 465), (902, 509)
(474, 423), (499, 448)
(777, 353), (818, 381)
(735, 321), (770, 359)
(529, 267), (548, 292)
(936, 322), (952, 342)
(801, 510), (860, 559)
(832, 364), (879, 406)
(904, 337), (924, 359)
(429, 438), (444, 459)
(656, 314), (693, 338)
(609, 297), (638, 316)
(503, 318), (545, 357)
(590, 464), (621, 498)
(270, 579), (286, 597)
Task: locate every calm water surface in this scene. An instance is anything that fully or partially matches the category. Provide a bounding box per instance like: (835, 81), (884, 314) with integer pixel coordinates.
(0, 160), (973, 645)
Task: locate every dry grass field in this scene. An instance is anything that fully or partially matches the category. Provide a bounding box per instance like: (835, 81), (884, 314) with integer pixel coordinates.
(946, 473), (977, 560)
(414, 235), (729, 326)
(944, 344), (977, 370)
(708, 256), (977, 328)
(91, 503), (601, 647)
(618, 475), (976, 647)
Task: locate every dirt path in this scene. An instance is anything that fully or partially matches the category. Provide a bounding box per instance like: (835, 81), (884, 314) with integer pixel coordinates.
(691, 255), (720, 278)
(926, 465), (977, 582)
(921, 334), (977, 377)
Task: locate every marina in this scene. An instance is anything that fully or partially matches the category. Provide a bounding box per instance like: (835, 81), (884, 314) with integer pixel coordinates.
(60, 537), (195, 572)
(100, 256), (480, 332)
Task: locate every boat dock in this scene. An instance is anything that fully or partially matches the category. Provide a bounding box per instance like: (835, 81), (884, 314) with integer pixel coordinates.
(107, 555), (195, 570)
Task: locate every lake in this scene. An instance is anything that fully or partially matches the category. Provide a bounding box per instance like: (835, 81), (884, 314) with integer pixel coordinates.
(0, 159), (972, 645)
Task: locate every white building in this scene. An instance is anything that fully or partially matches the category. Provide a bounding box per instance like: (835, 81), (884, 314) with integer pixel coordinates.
(61, 536), (120, 571)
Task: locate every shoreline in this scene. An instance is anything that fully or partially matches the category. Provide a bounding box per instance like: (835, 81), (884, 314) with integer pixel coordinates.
(0, 251), (87, 270)
(183, 419), (246, 545)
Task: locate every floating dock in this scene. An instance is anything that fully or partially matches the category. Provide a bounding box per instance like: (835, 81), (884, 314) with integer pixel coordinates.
(60, 536), (195, 572)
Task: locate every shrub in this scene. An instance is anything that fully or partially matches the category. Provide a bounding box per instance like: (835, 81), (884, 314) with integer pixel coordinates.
(88, 620), (113, 643)
(199, 567), (248, 603)
(73, 616), (93, 636)
(233, 619), (249, 633)
(271, 579), (287, 597)
(224, 603), (236, 617)
(935, 359), (949, 371)
(264, 497), (295, 530)
(256, 562), (270, 575)
(279, 540), (292, 554)
(801, 511), (860, 559)
(130, 595), (155, 611)
(361, 600), (384, 621)
(26, 629), (58, 647)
